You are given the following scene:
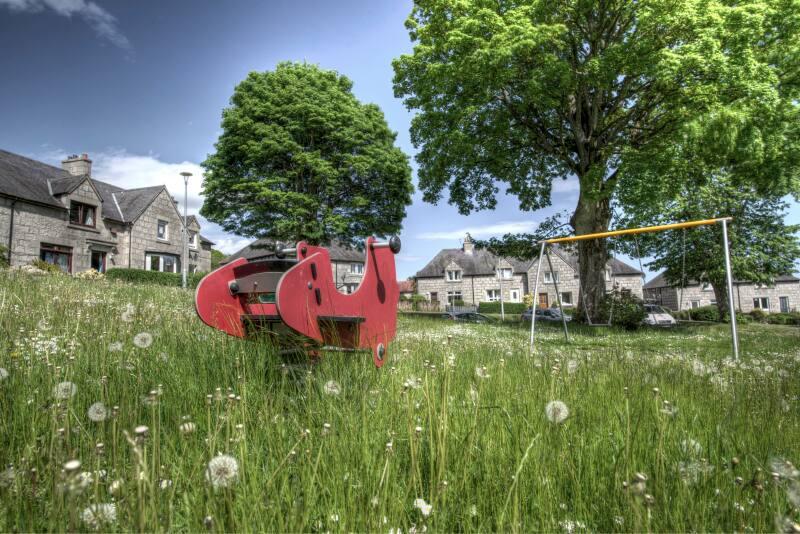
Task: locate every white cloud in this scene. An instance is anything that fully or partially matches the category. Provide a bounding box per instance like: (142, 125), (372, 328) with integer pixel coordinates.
(0, 0), (131, 51)
(35, 147), (252, 255)
(396, 254), (424, 263)
(417, 221), (538, 240)
(552, 176), (580, 193)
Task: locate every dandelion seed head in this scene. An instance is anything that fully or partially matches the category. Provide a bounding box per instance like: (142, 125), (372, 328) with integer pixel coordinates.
(81, 503), (117, 530)
(133, 332), (153, 349)
(108, 341), (123, 353)
(475, 366), (490, 379)
(53, 381), (77, 400)
(414, 497), (432, 517)
(180, 422), (197, 435)
(64, 459), (81, 473)
(87, 402), (108, 422)
(206, 454), (239, 489)
(323, 380), (341, 396)
(0, 368), (8, 381)
(545, 400), (569, 424)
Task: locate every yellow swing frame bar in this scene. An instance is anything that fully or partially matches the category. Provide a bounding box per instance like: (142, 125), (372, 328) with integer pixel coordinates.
(529, 217), (739, 359)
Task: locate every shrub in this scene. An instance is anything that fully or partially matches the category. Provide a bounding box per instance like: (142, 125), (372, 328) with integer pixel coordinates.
(30, 259), (64, 274)
(595, 291), (646, 330)
(690, 305), (719, 322)
(74, 269), (105, 280)
(106, 268), (206, 288)
(478, 301), (528, 314)
(0, 244), (7, 269)
(749, 309), (767, 322)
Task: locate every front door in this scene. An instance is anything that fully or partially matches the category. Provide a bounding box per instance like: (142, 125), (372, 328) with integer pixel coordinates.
(538, 293), (549, 309)
(780, 296), (790, 313)
(90, 251), (106, 273)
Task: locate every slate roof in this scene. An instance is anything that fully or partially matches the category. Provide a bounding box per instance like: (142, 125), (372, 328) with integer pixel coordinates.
(0, 149), (204, 230)
(223, 239), (365, 264)
(182, 215), (215, 246)
(415, 243), (643, 278)
(644, 271), (800, 289)
(398, 280), (415, 293)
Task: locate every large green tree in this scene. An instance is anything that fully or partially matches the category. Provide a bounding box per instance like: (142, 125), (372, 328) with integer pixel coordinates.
(393, 0), (799, 318)
(202, 62), (414, 246)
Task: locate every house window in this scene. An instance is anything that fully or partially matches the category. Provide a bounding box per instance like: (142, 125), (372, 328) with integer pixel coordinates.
(343, 283), (359, 294)
(447, 291), (463, 305)
(430, 292), (438, 302)
(691, 300), (700, 309)
(157, 220), (169, 240)
(350, 263), (364, 275)
(605, 269), (612, 282)
(510, 289), (520, 302)
(780, 296), (790, 313)
(40, 244), (72, 273)
(90, 251), (107, 273)
(446, 269), (462, 281)
(701, 283), (713, 292)
(188, 231), (198, 249)
(561, 292), (573, 305)
(69, 202), (96, 227)
(497, 268), (512, 279)
(544, 271), (559, 284)
(486, 289), (501, 302)
(753, 297), (769, 310)
(145, 252), (179, 273)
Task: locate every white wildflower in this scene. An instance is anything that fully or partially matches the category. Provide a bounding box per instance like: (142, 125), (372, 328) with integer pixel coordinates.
(0, 368), (8, 382)
(545, 400), (569, 424)
(323, 380), (341, 396)
(108, 341), (123, 353)
(53, 381), (77, 400)
(133, 332), (153, 349)
(475, 366), (490, 379)
(87, 402), (109, 422)
(680, 438), (702, 457)
(0, 466), (16, 488)
(206, 454), (239, 489)
(179, 422), (197, 435)
(81, 503), (117, 530)
(108, 479), (123, 495)
(559, 519), (587, 533)
(414, 497), (433, 517)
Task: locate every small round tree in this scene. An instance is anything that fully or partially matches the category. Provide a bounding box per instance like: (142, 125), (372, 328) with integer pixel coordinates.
(201, 62), (413, 246)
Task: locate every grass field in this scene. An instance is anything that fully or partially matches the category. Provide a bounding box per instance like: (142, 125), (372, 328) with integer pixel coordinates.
(0, 270), (799, 532)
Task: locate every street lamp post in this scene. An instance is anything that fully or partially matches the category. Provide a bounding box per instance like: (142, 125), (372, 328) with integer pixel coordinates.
(180, 171), (192, 289)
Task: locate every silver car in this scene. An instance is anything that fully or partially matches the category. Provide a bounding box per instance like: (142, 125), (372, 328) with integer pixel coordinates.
(643, 304), (677, 326)
(521, 307), (573, 322)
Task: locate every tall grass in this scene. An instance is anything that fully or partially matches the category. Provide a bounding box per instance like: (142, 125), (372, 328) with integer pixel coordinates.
(0, 271), (798, 532)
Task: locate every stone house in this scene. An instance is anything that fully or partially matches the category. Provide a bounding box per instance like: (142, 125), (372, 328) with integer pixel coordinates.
(414, 235), (644, 308)
(223, 239), (367, 294)
(643, 272), (800, 313)
(0, 149), (213, 274)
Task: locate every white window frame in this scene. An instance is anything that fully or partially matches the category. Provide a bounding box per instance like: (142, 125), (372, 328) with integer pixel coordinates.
(544, 271), (559, 284)
(188, 231), (198, 249)
(446, 291), (462, 305)
(753, 297), (769, 310)
(561, 291), (573, 305)
(486, 289), (501, 302)
(496, 267), (512, 280)
(691, 300), (700, 309)
(157, 220), (169, 241)
(350, 263), (364, 275)
(779, 296), (790, 312)
(510, 289), (520, 302)
(145, 252), (179, 273)
(446, 269), (462, 282)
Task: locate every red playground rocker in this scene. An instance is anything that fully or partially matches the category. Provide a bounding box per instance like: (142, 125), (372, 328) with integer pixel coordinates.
(194, 237), (401, 367)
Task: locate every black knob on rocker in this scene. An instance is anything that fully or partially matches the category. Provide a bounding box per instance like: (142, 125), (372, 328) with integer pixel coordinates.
(389, 236), (402, 254)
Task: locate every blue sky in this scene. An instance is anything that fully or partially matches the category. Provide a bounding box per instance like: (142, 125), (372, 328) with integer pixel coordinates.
(0, 0), (796, 279)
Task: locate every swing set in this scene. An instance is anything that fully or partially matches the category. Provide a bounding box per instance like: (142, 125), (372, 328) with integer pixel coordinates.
(528, 217), (740, 359)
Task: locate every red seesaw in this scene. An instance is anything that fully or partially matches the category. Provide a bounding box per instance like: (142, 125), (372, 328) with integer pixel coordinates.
(194, 237), (401, 367)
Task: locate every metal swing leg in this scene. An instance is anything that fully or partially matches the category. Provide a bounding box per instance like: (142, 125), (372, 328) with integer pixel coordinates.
(529, 241), (546, 354)
(544, 246), (569, 342)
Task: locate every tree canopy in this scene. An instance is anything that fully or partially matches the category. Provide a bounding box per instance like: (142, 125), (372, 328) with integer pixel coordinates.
(202, 62), (414, 246)
(393, 0), (800, 317)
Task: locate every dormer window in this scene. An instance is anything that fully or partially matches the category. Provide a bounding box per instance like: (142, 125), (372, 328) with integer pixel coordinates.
(69, 202), (96, 228)
(544, 271), (559, 284)
(446, 269), (462, 281)
(350, 263), (364, 274)
(189, 231), (198, 249)
(497, 268), (512, 279)
(157, 220), (168, 240)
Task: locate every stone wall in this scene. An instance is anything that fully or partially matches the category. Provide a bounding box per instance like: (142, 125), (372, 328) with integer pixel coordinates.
(332, 260), (366, 293)
(128, 189), (190, 271)
(0, 197), (12, 259)
(646, 281), (800, 313)
(416, 259), (528, 306)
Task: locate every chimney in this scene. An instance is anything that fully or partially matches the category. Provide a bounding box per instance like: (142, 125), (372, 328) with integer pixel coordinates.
(61, 153), (92, 177)
(463, 233), (475, 255)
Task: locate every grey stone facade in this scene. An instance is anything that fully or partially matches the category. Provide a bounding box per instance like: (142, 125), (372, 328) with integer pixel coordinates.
(415, 236), (643, 308)
(645, 274), (800, 313)
(0, 149), (213, 274)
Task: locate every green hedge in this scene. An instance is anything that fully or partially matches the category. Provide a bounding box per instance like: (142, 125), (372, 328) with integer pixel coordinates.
(478, 301), (528, 314)
(106, 268), (206, 289)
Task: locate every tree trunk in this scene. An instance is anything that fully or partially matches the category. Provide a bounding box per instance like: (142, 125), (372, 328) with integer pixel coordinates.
(711, 278), (731, 322)
(571, 193), (612, 323)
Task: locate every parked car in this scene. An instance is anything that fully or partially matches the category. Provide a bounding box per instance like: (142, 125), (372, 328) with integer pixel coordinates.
(521, 307), (573, 322)
(441, 312), (493, 323)
(643, 304), (677, 326)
